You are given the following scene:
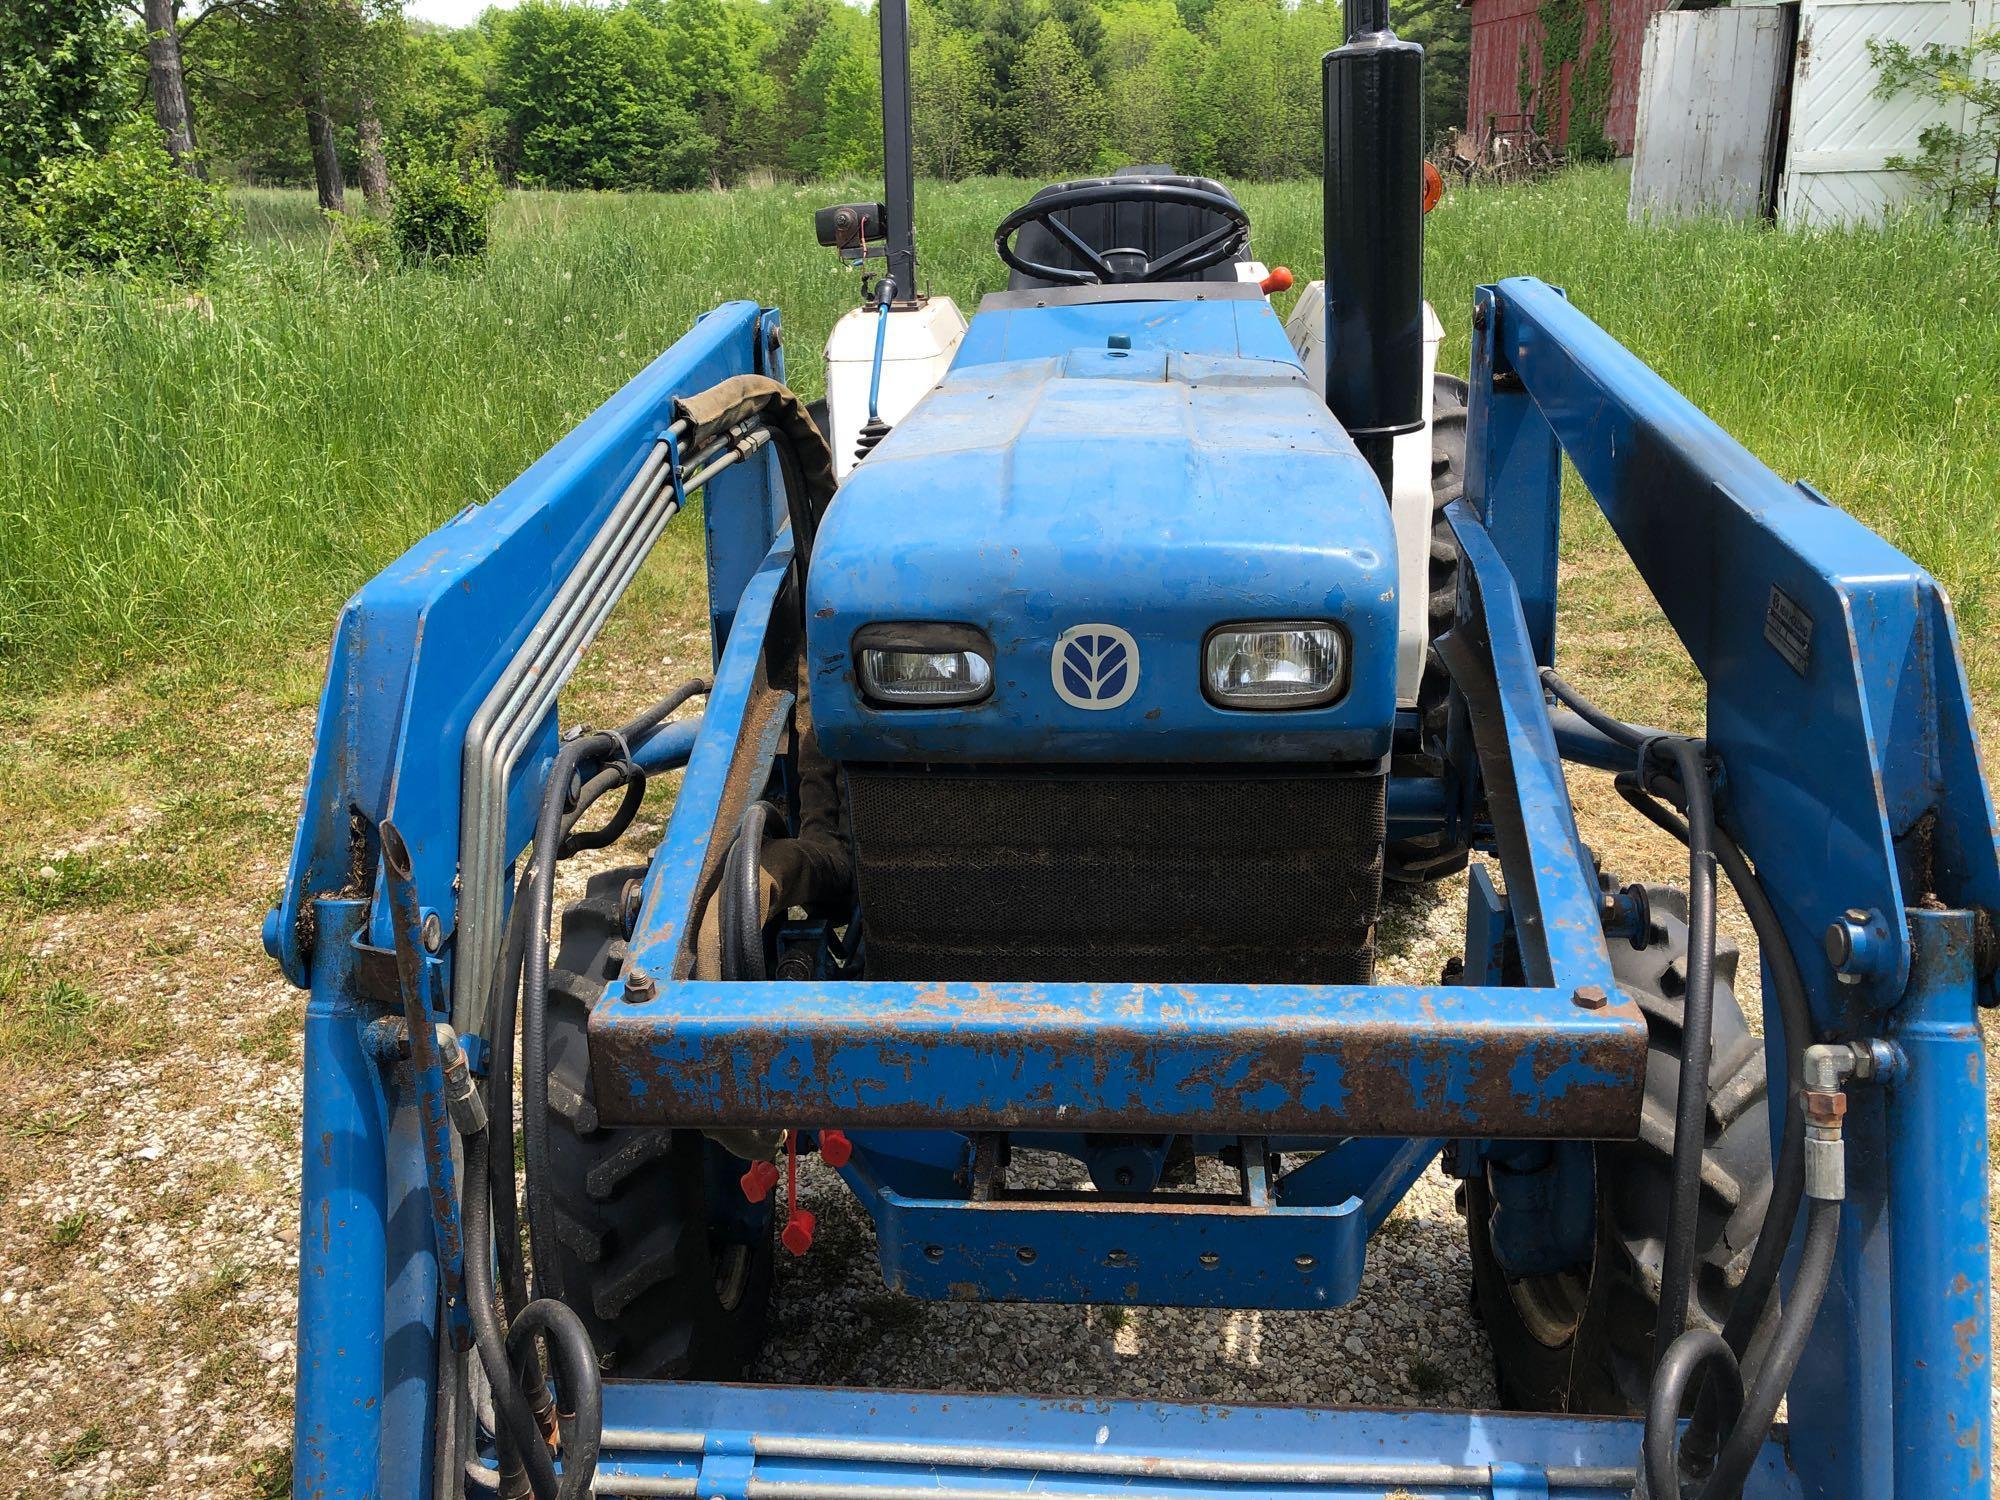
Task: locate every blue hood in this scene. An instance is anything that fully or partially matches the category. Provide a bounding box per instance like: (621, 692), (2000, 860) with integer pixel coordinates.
(805, 342), (1399, 764)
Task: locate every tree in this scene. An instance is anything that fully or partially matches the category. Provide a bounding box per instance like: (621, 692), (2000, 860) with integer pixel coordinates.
(912, 7), (993, 178)
(0, 0), (122, 183)
(1191, 0), (1302, 180)
(492, 0), (711, 189)
(1101, 0), (1204, 167)
(794, 9), (881, 176)
(1008, 18), (1103, 177)
(1396, 0), (1471, 147)
(177, 0), (402, 208)
(139, 0), (202, 175)
(1871, 27), (2000, 230)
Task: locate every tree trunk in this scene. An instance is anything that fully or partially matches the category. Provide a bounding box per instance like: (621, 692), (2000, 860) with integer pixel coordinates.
(356, 93), (390, 212)
(144, 0), (202, 177)
(306, 95), (347, 213)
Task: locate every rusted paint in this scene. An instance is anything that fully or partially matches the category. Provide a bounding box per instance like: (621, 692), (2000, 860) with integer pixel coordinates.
(590, 979), (1645, 1137)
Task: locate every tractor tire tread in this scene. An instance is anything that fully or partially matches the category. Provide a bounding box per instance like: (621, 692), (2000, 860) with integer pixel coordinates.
(1466, 877), (1772, 1415)
(542, 865), (773, 1380)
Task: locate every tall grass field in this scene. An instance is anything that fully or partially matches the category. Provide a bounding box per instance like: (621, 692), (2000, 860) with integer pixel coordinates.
(3, 167), (1997, 698)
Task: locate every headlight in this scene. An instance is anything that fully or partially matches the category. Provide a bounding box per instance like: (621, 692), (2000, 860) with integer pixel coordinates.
(1203, 622), (1347, 709)
(854, 624), (995, 707)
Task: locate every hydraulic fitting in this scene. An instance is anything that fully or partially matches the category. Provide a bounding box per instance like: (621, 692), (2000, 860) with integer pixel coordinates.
(435, 1025), (488, 1138)
(1801, 1042), (1860, 1201)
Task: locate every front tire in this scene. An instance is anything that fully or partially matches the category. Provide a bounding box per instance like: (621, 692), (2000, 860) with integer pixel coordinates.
(1465, 883), (1772, 1412)
(542, 866), (774, 1378)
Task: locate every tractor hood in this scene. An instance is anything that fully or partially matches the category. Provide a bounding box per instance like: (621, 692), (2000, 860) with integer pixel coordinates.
(804, 345), (1399, 763)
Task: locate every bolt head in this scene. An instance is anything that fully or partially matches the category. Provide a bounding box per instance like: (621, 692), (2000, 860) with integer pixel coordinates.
(1572, 983), (1609, 1010)
(1844, 907), (1872, 927)
(420, 912), (443, 953)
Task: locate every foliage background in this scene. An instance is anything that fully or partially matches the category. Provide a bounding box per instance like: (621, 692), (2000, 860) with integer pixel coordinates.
(171, 0), (1472, 190)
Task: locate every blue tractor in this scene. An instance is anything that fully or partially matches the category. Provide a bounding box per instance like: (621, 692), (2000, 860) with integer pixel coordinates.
(267, 1), (1999, 1495)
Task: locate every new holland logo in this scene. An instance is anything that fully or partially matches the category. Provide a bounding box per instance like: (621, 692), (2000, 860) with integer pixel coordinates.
(1052, 624), (1140, 710)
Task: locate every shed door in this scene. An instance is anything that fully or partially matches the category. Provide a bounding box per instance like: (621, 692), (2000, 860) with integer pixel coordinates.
(1780, 0), (1990, 225)
(1630, 7), (1795, 220)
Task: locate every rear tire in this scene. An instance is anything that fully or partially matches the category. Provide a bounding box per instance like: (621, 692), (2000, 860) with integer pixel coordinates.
(1465, 883), (1772, 1412)
(1386, 373), (1470, 882)
(543, 866), (774, 1378)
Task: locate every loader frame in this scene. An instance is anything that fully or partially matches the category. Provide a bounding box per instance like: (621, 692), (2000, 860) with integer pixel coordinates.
(271, 280), (1997, 1500)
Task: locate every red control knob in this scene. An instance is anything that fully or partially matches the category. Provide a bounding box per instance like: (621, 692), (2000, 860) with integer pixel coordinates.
(740, 1159), (779, 1203)
(782, 1208), (818, 1256)
(819, 1129), (853, 1168)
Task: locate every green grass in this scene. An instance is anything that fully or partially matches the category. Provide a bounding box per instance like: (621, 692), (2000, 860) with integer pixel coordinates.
(2, 168), (1996, 698)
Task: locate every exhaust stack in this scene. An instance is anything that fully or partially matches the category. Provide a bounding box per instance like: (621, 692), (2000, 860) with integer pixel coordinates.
(1322, 0), (1425, 493)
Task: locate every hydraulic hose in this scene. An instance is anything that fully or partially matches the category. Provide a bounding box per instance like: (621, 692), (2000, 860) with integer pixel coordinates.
(464, 1129), (564, 1500)
(1654, 735), (1719, 1361)
(1543, 667), (1651, 750)
(721, 800), (779, 980)
(1546, 669), (1835, 1499)
(1697, 1196), (1841, 1498)
(486, 870), (536, 1318)
(505, 1298), (604, 1500)
(1643, 1329), (1742, 1499)
(1616, 781), (1813, 1360)
(520, 678), (709, 1303)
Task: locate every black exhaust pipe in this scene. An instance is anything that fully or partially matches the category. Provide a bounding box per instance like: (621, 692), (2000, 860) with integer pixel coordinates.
(1323, 0), (1425, 495)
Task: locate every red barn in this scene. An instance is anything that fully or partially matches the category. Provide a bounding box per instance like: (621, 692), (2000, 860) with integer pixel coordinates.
(1463, 0), (1677, 155)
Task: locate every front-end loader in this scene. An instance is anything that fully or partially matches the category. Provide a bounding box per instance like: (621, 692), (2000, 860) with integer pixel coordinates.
(267, 2), (1999, 1494)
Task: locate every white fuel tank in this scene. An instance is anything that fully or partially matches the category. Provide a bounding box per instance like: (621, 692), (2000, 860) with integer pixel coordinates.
(824, 297), (968, 480)
(1285, 283), (1446, 704)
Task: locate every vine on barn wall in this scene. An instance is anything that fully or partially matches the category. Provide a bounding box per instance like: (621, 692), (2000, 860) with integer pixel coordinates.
(1520, 0), (1617, 157)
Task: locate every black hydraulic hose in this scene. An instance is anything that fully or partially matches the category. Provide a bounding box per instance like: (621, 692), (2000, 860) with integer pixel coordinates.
(505, 1299), (604, 1500)
(521, 678), (710, 1302)
(720, 800), (777, 980)
(1616, 777), (1813, 1379)
(522, 731), (613, 1302)
(618, 678), (709, 743)
(559, 763), (646, 857)
(1542, 667), (1650, 750)
(486, 870), (536, 1319)
(1643, 1329), (1742, 1500)
(1696, 1196), (1841, 1499)
(464, 1129), (563, 1500)
(1654, 735), (1719, 1362)
(1549, 671), (1832, 1499)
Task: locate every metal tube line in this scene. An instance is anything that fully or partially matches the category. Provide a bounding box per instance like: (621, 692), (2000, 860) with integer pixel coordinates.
(456, 429), (677, 1034)
(591, 1429), (1635, 1491)
(454, 422), (765, 1041)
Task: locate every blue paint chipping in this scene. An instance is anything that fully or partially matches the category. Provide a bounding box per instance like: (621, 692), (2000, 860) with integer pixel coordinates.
(269, 273), (1995, 1499)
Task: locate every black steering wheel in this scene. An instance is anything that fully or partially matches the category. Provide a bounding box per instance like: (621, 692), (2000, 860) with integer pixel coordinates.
(994, 180), (1251, 287)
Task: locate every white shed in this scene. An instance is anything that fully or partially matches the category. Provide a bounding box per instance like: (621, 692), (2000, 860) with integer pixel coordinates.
(1629, 0), (1999, 226)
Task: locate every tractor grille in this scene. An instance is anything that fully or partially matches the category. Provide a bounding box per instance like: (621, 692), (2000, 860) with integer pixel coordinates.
(845, 764), (1386, 983)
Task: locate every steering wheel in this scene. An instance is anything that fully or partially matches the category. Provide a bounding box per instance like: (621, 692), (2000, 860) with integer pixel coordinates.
(995, 180), (1251, 287)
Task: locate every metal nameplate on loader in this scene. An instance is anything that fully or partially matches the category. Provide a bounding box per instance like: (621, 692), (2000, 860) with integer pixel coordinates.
(1764, 584), (1814, 675)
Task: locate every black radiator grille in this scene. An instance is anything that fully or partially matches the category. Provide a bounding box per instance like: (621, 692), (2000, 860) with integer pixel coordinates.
(845, 764), (1386, 984)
